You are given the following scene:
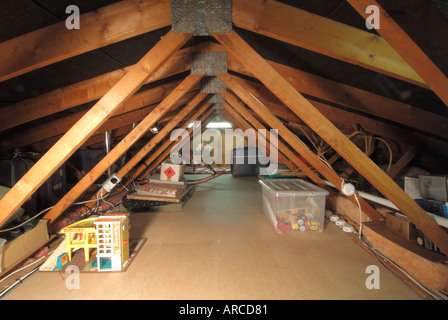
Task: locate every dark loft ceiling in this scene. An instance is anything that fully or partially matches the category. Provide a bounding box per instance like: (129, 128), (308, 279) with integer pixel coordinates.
(0, 0), (447, 172)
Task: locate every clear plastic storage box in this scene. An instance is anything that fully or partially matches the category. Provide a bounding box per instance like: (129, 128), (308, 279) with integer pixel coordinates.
(259, 179), (329, 233)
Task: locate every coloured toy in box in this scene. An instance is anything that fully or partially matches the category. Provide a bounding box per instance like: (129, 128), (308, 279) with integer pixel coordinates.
(259, 179), (329, 233)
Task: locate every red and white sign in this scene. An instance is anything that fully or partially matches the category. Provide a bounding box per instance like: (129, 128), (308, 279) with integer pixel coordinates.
(160, 161), (185, 181)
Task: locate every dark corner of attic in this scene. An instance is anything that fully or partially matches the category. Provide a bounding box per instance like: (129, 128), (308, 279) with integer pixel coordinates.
(0, 0), (448, 303)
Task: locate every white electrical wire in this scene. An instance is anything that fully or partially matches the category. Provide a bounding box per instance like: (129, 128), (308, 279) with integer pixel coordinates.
(0, 191), (116, 233)
(0, 249), (56, 300)
(362, 239), (447, 300)
(330, 179), (446, 299)
(354, 192), (363, 240)
(340, 179), (363, 239)
(0, 250), (54, 285)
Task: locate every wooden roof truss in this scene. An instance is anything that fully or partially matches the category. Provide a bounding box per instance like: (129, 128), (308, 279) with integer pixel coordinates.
(0, 0), (447, 256)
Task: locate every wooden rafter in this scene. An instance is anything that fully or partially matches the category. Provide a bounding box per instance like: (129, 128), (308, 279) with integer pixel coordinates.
(220, 100), (296, 173)
(5, 41), (446, 144)
(233, 0), (425, 86)
(43, 73), (203, 223)
(220, 108), (288, 171)
(46, 91), (209, 222)
(347, 0), (448, 107)
(0, 0), (171, 82)
(124, 102), (214, 185)
(136, 110), (216, 181)
(0, 42), (223, 132)
(0, 81), (198, 150)
(0, 31), (193, 227)
(387, 145), (421, 179)
(230, 76), (448, 167)
(220, 92), (322, 183)
(219, 73), (383, 222)
(213, 31), (448, 255)
(228, 57), (448, 141)
(114, 93), (208, 182)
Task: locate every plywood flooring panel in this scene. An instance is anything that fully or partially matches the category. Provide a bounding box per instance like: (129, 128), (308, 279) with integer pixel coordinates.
(3, 175), (421, 300)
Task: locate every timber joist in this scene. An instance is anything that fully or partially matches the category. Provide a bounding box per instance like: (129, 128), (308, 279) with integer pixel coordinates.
(0, 0), (447, 258)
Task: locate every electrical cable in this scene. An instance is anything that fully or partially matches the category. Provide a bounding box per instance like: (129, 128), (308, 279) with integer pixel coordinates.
(328, 178), (446, 300)
(0, 267), (39, 299)
(0, 250), (54, 285)
(354, 192), (363, 240)
(0, 191), (116, 233)
(0, 249), (55, 299)
(375, 137), (393, 172)
(358, 238), (447, 300)
(187, 170), (227, 185)
(341, 179), (363, 239)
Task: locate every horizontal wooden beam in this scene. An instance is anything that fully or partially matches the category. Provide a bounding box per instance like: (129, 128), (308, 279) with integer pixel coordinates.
(228, 57), (448, 140)
(0, 0), (171, 82)
(0, 42), (224, 132)
(213, 30), (448, 255)
(233, 0), (425, 86)
(0, 31), (192, 227)
(0, 82), (199, 150)
(50, 93), (210, 221)
(347, 0), (448, 107)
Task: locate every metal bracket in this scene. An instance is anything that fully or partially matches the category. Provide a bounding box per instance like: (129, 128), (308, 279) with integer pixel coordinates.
(171, 0), (232, 35)
(191, 52), (228, 76)
(200, 77), (226, 93)
(207, 94), (225, 104)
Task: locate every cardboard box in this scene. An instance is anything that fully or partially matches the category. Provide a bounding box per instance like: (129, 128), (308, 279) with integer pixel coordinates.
(0, 219), (49, 275)
(419, 175), (448, 202)
(416, 228), (447, 256)
(385, 213), (416, 241)
(404, 177), (421, 200)
(160, 161), (185, 182)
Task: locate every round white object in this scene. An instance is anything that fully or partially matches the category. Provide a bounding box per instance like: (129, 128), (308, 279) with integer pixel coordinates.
(329, 215), (340, 222)
(342, 225), (355, 233)
(342, 183), (356, 196)
(335, 220), (347, 227)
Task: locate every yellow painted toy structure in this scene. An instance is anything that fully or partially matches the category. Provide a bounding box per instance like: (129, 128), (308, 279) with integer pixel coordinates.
(94, 214), (130, 272)
(61, 217), (99, 261)
(60, 213), (130, 272)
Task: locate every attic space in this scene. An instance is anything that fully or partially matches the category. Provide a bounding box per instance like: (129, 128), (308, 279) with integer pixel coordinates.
(0, 0), (447, 302)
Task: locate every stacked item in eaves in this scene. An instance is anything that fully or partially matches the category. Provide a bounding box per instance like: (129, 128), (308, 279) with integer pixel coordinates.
(414, 175), (448, 255)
